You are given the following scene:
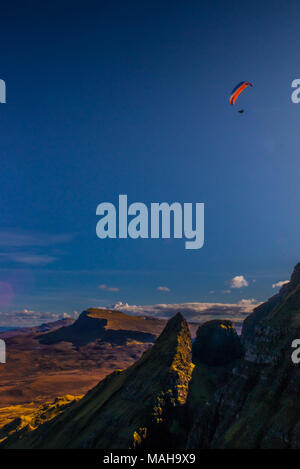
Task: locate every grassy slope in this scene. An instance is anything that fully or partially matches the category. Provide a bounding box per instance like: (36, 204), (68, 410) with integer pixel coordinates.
(0, 395), (81, 445)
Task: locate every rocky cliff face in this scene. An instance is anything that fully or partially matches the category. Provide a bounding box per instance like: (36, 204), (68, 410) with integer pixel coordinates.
(242, 263), (300, 365)
(187, 263), (300, 448)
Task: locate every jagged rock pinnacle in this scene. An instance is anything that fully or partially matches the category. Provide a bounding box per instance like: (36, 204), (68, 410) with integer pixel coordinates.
(192, 320), (243, 366)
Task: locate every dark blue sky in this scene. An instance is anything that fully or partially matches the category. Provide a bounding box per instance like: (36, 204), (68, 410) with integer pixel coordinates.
(1, 1), (300, 319)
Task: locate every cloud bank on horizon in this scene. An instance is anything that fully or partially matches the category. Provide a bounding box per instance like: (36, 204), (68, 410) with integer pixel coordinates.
(0, 299), (261, 329)
(112, 299), (260, 326)
(0, 309), (78, 328)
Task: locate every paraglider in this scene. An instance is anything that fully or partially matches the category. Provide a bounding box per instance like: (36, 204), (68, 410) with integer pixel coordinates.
(229, 81), (253, 113)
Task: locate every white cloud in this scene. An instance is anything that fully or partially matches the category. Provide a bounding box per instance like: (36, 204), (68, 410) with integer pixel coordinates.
(157, 286), (170, 292)
(238, 299), (258, 306)
(231, 275), (249, 289)
(272, 280), (289, 289)
(62, 312), (71, 318)
(99, 284), (120, 292)
(114, 301), (129, 310)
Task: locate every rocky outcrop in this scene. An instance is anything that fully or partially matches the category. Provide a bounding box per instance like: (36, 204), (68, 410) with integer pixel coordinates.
(192, 320), (243, 366)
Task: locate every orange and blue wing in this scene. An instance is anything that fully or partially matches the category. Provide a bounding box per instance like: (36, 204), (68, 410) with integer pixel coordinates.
(229, 81), (253, 105)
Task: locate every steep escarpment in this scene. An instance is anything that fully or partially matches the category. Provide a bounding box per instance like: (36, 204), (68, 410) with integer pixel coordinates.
(3, 313), (194, 449)
(242, 263), (300, 365)
(38, 308), (165, 346)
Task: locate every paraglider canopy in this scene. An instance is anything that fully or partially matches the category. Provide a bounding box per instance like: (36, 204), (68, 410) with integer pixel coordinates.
(229, 81), (253, 106)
